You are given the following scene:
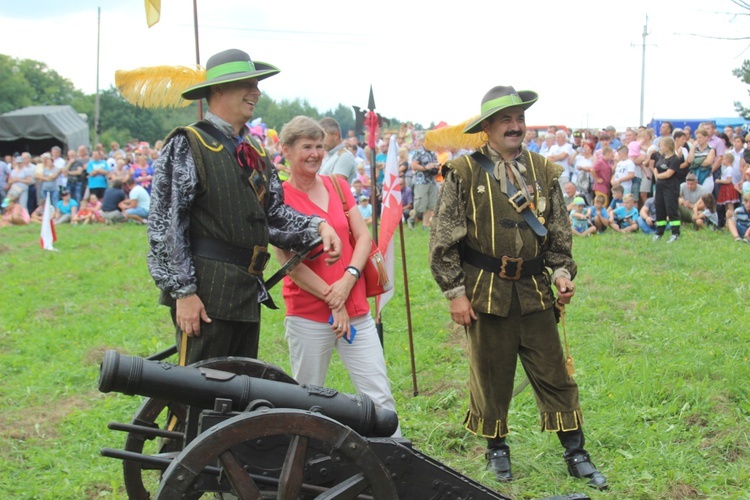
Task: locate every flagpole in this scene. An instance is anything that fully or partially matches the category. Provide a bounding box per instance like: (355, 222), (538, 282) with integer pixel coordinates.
(193, 0), (203, 120)
(397, 220), (418, 396)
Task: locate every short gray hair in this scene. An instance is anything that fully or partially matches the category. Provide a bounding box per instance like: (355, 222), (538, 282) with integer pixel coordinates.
(279, 116), (325, 147)
(319, 117), (341, 137)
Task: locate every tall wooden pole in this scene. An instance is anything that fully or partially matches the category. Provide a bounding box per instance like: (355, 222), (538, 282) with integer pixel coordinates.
(397, 220), (418, 396)
(94, 7), (101, 147)
(193, 0), (203, 120)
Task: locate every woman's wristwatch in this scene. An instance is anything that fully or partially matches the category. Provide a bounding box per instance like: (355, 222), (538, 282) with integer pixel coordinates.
(345, 266), (361, 280)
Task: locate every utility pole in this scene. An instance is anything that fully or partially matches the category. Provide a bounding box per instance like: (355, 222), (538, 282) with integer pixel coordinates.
(639, 15), (649, 127)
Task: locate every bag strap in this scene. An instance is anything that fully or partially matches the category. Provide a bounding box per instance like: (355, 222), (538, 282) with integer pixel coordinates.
(326, 175), (350, 217)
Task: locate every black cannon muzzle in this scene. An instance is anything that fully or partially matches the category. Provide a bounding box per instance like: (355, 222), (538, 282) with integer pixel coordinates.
(98, 350), (398, 437)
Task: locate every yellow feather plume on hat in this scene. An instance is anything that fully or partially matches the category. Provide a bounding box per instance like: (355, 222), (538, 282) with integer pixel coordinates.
(425, 118), (484, 151)
(115, 65), (206, 108)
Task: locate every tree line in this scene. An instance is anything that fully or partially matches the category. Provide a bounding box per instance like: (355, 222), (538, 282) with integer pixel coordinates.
(0, 54), (404, 148)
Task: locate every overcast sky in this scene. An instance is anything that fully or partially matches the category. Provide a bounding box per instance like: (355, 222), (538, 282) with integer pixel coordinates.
(2, 0), (749, 130)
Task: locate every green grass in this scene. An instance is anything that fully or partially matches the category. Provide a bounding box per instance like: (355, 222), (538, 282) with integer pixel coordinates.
(0, 222), (748, 499)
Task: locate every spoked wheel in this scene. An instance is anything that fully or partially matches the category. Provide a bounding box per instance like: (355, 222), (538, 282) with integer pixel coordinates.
(121, 357), (297, 499)
(156, 409), (398, 500)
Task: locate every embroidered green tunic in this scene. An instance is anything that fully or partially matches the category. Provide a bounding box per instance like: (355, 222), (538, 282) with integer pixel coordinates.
(430, 144), (576, 313)
(429, 144), (582, 438)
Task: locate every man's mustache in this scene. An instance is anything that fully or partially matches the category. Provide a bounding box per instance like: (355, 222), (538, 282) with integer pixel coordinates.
(504, 131), (522, 137)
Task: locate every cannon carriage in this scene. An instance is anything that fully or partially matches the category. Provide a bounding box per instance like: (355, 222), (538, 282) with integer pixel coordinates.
(98, 350), (519, 499)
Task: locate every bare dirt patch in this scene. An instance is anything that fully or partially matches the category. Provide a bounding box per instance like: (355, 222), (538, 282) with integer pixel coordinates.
(0, 393), (92, 442)
(85, 344), (128, 366)
(665, 482), (701, 499)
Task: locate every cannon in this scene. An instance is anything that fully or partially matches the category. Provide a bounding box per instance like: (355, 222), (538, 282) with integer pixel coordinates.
(99, 351), (590, 499)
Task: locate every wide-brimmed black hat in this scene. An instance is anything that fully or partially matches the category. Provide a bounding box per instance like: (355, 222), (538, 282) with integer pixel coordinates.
(463, 86), (538, 134)
(181, 49), (280, 100)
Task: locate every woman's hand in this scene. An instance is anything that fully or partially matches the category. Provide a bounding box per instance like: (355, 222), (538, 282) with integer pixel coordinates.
(330, 306), (351, 339)
(324, 273), (356, 311)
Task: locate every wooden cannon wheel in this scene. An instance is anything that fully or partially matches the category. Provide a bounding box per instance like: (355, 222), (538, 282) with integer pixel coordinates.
(122, 357), (297, 500)
(156, 409), (398, 500)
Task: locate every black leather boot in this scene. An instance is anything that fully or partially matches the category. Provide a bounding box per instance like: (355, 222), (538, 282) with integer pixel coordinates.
(558, 429), (608, 490)
(485, 437), (512, 482)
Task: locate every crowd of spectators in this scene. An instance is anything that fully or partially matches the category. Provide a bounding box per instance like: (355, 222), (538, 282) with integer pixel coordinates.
(4, 120), (749, 245)
(0, 139), (155, 228)
(270, 119), (750, 245)
(532, 122), (750, 243)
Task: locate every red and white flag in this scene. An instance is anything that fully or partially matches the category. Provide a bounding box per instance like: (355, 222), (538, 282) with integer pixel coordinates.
(376, 135), (402, 314)
(40, 193), (57, 251)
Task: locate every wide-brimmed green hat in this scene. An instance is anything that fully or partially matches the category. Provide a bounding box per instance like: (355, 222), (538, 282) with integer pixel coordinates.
(181, 49), (280, 100)
(463, 86), (538, 134)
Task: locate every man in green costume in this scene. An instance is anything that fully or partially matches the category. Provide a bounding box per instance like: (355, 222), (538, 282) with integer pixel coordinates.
(429, 86), (607, 490)
(148, 49), (340, 366)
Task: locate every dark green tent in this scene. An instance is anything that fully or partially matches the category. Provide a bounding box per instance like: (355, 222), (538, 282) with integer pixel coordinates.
(0, 105), (90, 156)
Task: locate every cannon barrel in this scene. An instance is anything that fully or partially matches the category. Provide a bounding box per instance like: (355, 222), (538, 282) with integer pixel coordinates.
(98, 350), (398, 437)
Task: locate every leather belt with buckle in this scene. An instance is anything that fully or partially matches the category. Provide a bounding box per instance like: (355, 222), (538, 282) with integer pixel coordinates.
(191, 237), (270, 275)
(463, 246), (544, 281)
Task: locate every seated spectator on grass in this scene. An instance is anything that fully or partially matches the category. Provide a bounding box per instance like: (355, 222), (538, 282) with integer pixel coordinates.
(726, 193), (750, 243)
(612, 145), (636, 196)
(679, 173), (707, 224)
(608, 185), (625, 216)
(73, 199), (94, 225)
(740, 167), (750, 198)
(610, 193), (639, 233)
(54, 189), (78, 224)
(30, 200), (46, 224)
(693, 193), (719, 230)
(357, 195), (372, 225)
(637, 196), (658, 235)
(590, 195), (610, 233)
(87, 194), (104, 223)
(101, 180), (127, 224)
(0, 195), (30, 227)
(570, 197), (596, 237)
(119, 178), (150, 224)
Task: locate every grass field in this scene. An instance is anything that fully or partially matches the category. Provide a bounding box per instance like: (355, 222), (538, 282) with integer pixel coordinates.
(0, 221), (748, 499)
